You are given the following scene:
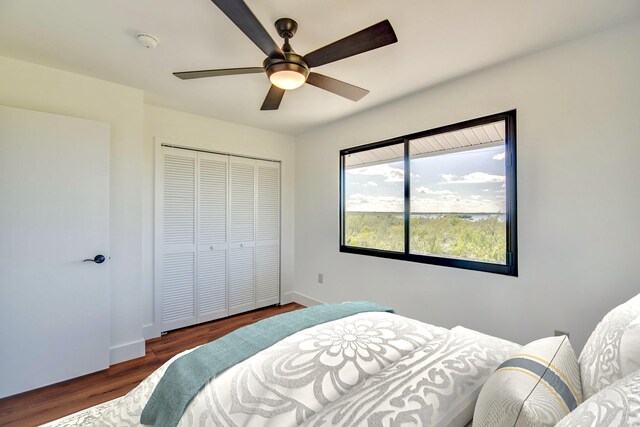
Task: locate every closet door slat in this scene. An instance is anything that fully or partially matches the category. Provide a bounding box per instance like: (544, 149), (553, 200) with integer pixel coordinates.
(256, 161), (280, 308)
(229, 160), (255, 243)
(160, 148), (197, 331)
(197, 152), (229, 323)
(228, 157), (256, 315)
(229, 246), (255, 315)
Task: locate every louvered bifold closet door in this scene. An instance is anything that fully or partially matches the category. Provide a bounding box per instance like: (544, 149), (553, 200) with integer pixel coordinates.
(160, 147), (197, 331)
(228, 156), (256, 315)
(197, 152), (229, 323)
(256, 161), (280, 308)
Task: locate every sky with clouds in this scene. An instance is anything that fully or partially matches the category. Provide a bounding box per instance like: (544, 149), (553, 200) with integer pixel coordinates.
(345, 144), (506, 213)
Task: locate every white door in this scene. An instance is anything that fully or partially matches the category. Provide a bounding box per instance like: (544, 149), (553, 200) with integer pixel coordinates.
(0, 106), (109, 398)
(158, 147), (197, 332)
(228, 156), (256, 315)
(256, 160), (280, 308)
(197, 152), (229, 323)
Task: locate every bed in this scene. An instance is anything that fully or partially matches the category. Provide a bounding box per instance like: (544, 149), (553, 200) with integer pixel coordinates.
(44, 309), (521, 427)
(46, 292), (640, 427)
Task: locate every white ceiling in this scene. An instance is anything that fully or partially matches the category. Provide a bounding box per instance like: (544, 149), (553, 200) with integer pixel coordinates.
(1, 0), (639, 135)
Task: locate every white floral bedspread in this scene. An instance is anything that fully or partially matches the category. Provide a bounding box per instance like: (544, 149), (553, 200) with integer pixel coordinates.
(45, 312), (520, 427)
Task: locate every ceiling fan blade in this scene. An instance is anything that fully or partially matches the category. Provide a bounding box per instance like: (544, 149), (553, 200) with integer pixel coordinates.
(173, 67), (264, 80)
(306, 72), (369, 101)
(302, 20), (397, 68)
(261, 85), (285, 110)
(210, 0), (284, 59)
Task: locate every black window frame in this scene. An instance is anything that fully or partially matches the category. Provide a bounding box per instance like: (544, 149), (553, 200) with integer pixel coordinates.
(339, 110), (518, 276)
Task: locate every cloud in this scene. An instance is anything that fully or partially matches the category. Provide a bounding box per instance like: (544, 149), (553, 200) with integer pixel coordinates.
(492, 152), (506, 161)
(471, 195), (482, 200)
(482, 189), (490, 192)
(364, 181), (378, 187)
(346, 193), (403, 212)
(501, 183), (506, 188)
(347, 164), (404, 182)
(441, 172), (506, 184)
(415, 186), (454, 195)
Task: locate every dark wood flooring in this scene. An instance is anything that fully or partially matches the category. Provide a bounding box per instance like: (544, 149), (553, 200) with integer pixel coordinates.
(0, 303), (305, 427)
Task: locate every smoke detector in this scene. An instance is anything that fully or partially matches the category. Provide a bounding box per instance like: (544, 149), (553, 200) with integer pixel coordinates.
(137, 34), (159, 49)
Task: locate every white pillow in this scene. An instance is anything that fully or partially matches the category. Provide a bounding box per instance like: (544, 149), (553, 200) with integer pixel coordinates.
(579, 293), (640, 399)
(556, 369), (640, 426)
(473, 335), (582, 427)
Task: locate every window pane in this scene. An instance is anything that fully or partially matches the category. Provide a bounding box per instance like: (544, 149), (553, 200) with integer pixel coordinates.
(343, 142), (404, 252)
(409, 121), (507, 264)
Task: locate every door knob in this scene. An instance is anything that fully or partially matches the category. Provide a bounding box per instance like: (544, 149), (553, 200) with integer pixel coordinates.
(84, 255), (106, 264)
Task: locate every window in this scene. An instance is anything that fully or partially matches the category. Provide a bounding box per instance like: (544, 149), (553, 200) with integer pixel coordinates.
(340, 111), (517, 276)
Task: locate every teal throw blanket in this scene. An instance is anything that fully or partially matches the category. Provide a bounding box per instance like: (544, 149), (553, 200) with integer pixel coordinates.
(140, 301), (394, 427)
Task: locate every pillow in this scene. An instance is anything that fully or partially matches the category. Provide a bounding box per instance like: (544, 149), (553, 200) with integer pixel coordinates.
(579, 293), (640, 399)
(473, 335), (582, 427)
(556, 369), (640, 426)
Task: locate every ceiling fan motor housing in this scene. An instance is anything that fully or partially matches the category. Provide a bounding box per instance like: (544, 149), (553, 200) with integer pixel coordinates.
(264, 18), (308, 84)
(263, 53), (309, 82)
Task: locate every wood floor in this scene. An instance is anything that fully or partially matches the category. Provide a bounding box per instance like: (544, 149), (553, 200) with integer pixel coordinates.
(0, 303), (304, 427)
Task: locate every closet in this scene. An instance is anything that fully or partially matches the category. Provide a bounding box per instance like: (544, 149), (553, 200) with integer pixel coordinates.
(156, 146), (280, 333)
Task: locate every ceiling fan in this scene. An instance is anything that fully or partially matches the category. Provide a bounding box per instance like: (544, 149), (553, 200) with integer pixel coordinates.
(173, 0), (398, 110)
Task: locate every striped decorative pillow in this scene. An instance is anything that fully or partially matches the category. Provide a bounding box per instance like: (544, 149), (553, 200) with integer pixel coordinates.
(473, 335), (582, 427)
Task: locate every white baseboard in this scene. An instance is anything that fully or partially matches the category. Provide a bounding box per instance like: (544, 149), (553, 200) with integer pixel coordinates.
(109, 339), (145, 365)
(286, 291), (326, 307)
(280, 292), (293, 304)
(143, 324), (161, 340)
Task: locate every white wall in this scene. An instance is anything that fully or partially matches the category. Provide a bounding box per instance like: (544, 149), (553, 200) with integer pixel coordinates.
(142, 105), (295, 337)
(293, 20), (640, 352)
(0, 56), (145, 363)
(1, 18), (638, 369)
(0, 56), (296, 363)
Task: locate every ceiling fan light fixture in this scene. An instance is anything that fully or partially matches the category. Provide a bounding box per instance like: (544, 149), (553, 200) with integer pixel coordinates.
(270, 70), (306, 90)
(266, 62), (308, 90)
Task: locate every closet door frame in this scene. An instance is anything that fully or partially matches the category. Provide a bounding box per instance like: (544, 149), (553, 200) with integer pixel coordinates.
(154, 138), (281, 335)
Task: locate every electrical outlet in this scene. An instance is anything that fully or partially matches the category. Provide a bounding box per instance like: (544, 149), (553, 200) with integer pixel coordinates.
(554, 330), (570, 338)
(317, 273), (324, 284)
